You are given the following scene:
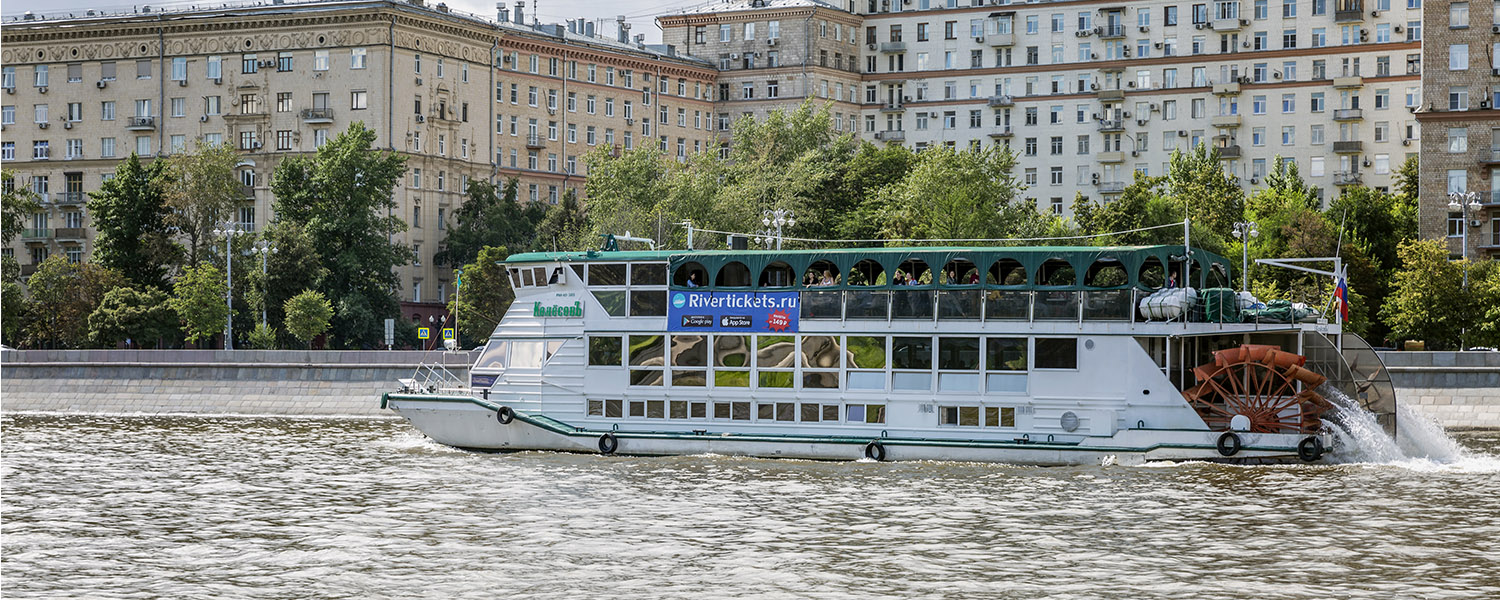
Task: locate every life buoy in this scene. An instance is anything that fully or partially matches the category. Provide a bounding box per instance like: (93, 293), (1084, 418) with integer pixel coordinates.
(598, 433), (619, 455)
(1297, 436), (1325, 462)
(864, 440), (886, 461)
(1216, 432), (1242, 457)
(496, 406), (515, 424)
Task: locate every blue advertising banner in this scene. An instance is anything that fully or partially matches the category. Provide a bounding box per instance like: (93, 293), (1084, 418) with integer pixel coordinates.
(667, 291), (800, 333)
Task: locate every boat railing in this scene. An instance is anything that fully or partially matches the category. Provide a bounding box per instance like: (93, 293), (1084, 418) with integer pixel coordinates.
(399, 361), (468, 394)
(796, 288), (1305, 327)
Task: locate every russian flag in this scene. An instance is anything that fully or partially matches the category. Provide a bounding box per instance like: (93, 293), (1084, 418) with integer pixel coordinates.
(1334, 275), (1349, 322)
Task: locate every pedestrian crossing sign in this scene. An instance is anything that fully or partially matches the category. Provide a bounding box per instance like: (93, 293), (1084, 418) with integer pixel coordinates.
(418, 327), (430, 340)
(442, 328), (455, 340)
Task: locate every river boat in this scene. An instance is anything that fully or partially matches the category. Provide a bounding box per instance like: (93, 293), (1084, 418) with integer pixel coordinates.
(383, 242), (1397, 465)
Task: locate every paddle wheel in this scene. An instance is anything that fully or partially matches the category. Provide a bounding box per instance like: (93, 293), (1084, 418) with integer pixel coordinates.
(1182, 344), (1333, 434)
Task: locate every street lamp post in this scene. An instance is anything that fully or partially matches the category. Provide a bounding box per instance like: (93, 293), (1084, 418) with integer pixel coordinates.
(752, 208), (796, 250)
(252, 240), (278, 328)
(1449, 191), (1483, 350)
(1231, 221), (1259, 293)
(211, 221), (246, 350)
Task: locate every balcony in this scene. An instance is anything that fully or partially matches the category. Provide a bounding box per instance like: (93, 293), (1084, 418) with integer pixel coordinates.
(20, 263), (38, 277)
(1097, 89), (1125, 101)
(986, 32), (1015, 47)
(1212, 82), (1241, 96)
(1335, 8), (1365, 22)
(987, 95), (1014, 107)
(525, 134), (545, 149)
(878, 41), (907, 54)
(300, 108), (334, 123)
(1333, 171), (1363, 186)
(879, 103), (905, 113)
(21, 228), (52, 240)
(58, 191), (85, 205)
(1333, 140), (1363, 153)
(1217, 144), (1242, 159)
(1487, 148), (1500, 164)
(988, 128), (1014, 138)
(875, 129), (906, 142)
(1097, 181), (1126, 194)
(126, 116), (156, 130)
(55, 227), (86, 240)
(1097, 119), (1125, 132)
(1212, 18), (1246, 32)
(1333, 108), (1364, 121)
(1098, 25), (1127, 39)
(1097, 151), (1125, 163)
(1210, 114), (1243, 128)
(1333, 76), (1363, 89)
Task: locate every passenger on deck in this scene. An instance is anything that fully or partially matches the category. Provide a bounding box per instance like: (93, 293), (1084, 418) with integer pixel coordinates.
(820, 270), (836, 286)
(893, 271), (907, 286)
(1168, 272), (1178, 289)
(686, 272), (700, 288)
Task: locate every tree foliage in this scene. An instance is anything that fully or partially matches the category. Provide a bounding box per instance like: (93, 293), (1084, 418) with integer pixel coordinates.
(88, 154), (180, 289)
(874, 145), (1044, 242)
(22, 256), (127, 348)
(88, 286), (179, 348)
(165, 142), (245, 266)
(435, 178), (544, 267)
(284, 289), (334, 349)
(1381, 240), (1470, 349)
(533, 189), (589, 253)
(2, 169), (42, 246)
(171, 262), (229, 347)
(249, 221), (327, 345)
(270, 122), (407, 348)
(448, 245), (514, 349)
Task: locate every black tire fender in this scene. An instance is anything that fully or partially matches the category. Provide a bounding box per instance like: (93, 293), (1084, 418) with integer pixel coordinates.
(1297, 436), (1325, 462)
(864, 440), (887, 462)
(496, 406), (515, 425)
(1216, 432), (1243, 457)
(598, 433), (619, 455)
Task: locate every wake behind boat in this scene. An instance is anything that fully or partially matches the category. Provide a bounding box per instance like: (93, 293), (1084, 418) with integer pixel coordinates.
(383, 239), (1397, 466)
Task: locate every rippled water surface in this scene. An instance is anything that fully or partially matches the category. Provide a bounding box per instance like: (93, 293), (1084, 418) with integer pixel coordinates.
(4, 415), (1499, 599)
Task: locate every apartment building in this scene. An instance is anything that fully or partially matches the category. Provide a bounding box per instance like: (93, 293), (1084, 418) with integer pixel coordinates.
(1416, 0), (1500, 259)
(663, 0), (1422, 217)
(659, 0), (867, 141)
(0, 0), (716, 310)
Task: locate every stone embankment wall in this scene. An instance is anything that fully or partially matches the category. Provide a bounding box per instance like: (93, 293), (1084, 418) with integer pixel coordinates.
(1380, 352), (1500, 430)
(0, 350), (473, 417)
(1, 349), (1495, 428)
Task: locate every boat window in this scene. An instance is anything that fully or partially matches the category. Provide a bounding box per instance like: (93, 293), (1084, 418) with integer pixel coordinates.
(847, 259), (885, 286)
(892, 337), (933, 369)
(631, 263), (667, 286)
(847, 336), (886, 369)
(589, 263), (627, 286)
(533, 267), (548, 286)
(756, 335), (794, 388)
(775, 402), (796, 421)
(940, 406), (981, 426)
(570, 264), (586, 282)
(938, 338), (981, 370)
(630, 401), (646, 417)
(716, 261), (752, 287)
(508, 268), (522, 289)
(587, 399), (623, 418)
(1038, 258), (1076, 286)
(713, 401), (751, 420)
(630, 370), (664, 386)
(1139, 257), (1166, 288)
(629, 335), (664, 365)
(941, 259), (980, 285)
(548, 267), (566, 285)
(474, 340), (509, 370)
(522, 269), (535, 287)
(588, 336), (622, 366)
(1207, 263), (1231, 288)
(647, 400), (665, 418)
(1084, 259), (1128, 287)
(691, 402), (707, 418)
(673, 262), (708, 287)
(670, 335), (708, 366)
(509, 341), (546, 369)
(759, 261), (797, 287)
(846, 404), (886, 424)
(804, 260), (840, 287)
(895, 258), (930, 285)
(670, 401), (689, 418)
(628, 290), (667, 316)
(986, 338), (1027, 371)
(713, 335), (751, 387)
(1035, 338), (1079, 370)
(989, 259), (1027, 285)
(801, 336), (842, 368)
(986, 407), (1017, 427)
(591, 291), (627, 317)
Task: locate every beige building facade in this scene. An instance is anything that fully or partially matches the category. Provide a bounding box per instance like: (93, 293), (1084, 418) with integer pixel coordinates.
(1, 0), (716, 309)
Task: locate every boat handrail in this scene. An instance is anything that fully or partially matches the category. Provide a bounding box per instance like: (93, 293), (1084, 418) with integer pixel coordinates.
(401, 362), (467, 394)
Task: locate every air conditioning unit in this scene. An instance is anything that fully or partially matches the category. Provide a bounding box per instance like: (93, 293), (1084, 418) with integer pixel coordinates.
(1139, 26), (1149, 33)
(976, 36), (985, 43)
(626, 118), (634, 125)
(38, 122), (48, 129)
(1241, 41), (1251, 49)
(1401, 138), (1411, 146)
(1090, 83), (1099, 90)
(64, 121), (73, 129)
(1273, 71), (1283, 79)
(903, 95), (913, 102)
(1249, 177), (1260, 184)
(1150, 103), (1159, 111)
(3, 87), (13, 94)
(1092, 113), (1101, 120)
(97, 80), (108, 89)
(548, 108), (556, 115)
(200, 115), (209, 122)
(1131, 150), (1139, 156)
(768, 38), (778, 46)
(1195, 23), (1207, 30)
(416, 114), (426, 123)
(1359, 30), (1368, 40)
(1154, 41), (1163, 49)
(1239, 18), (1249, 26)
(1473, 219), (1485, 227)
(1177, 129), (1188, 137)
(1123, 48), (1131, 57)
(1362, 158), (1372, 167)
(1482, 100), (1493, 109)
(415, 77), (423, 85)
(1091, 53), (1099, 60)
(178, 79), (188, 87)
(213, 77), (223, 85)
(1240, 76), (1252, 84)
(1493, 25), (1500, 33)
(252, 141), (262, 149)
(38, 86), (47, 94)
(867, 43), (877, 50)
(1091, 173), (1101, 184)
(1371, 10), (1381, 17)
(1394, 25), (1404, 33)
(731, 53), (740, 59)
(1122, 111), (1131, 118)
(502, 54), (513, 62)
(1127, 81), (1136, 88)
(1137, 119), (1147, 126)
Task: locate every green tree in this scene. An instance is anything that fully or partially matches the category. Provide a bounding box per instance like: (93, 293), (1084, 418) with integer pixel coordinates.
(1394, 154), (1420, 204)
(434, 178), (544, 266)
(270, 122), (408, 349)
(1162, 143), (1244, 244)
(1470, 261), (1500, 348)
(532, 189), (589, 252)
(2, 169), (42, 246)
(875, 145), (1041, 243)
(830, 143), (917, 241)
(22, 256), (128, 348)
(249, 221), (327, 345)
(1381, 240), (1470, 349)
(448, 246), (514, 349)
(87, 286), (179, 348)
(88, 154), (179, 289)
(171, 262), (229, 347)
(165, 142), (246, 266)
(246, 322), (279, 350)
(284, 289), (334, 349)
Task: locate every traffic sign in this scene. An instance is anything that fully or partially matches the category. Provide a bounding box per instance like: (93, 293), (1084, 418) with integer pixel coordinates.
(417, 327), (430, 340)
(442, 328), (455, 340)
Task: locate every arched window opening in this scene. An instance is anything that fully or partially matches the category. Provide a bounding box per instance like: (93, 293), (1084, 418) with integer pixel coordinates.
(758, 261), (797, 287)
(1037, 258), (1076, 287)
(1139, 257), (1166, 288)
(716, 261), (751, 287)
(1084, 258), (1128, 288)
(988, 258), (1027, 286)
(847, 259), (885, 286)
(894, 258), (930, 286)
(803, 260), (840, 286)
(673, 262), (708, 288)
(940, 258), (980, 285)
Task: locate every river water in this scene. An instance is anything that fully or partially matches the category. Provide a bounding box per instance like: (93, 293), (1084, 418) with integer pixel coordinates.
(3, 413), (1498, 599)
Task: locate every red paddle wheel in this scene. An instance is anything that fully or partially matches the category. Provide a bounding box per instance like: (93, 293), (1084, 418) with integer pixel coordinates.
(1181, 344), (1332, 434)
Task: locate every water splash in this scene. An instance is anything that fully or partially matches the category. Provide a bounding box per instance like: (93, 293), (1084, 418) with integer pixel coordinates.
(1322, 384), (1498, 471)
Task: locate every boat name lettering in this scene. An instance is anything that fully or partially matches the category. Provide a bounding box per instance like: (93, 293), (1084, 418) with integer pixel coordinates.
(533, 301), (583, 318)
